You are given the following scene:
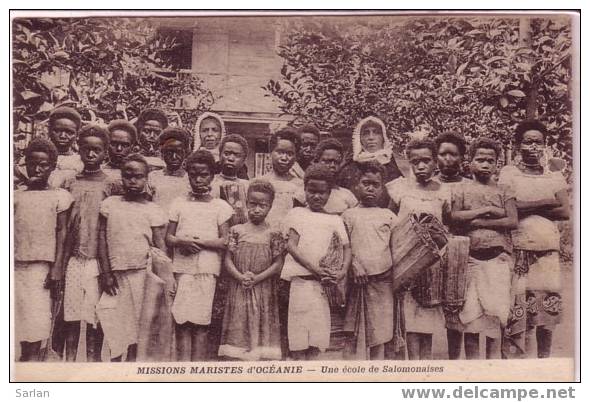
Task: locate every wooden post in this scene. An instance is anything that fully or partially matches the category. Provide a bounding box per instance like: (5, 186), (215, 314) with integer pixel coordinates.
(519, 17), (538, 120)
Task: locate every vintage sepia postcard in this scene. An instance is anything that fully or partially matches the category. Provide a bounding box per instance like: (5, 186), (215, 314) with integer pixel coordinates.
(10, 9), (579, 382)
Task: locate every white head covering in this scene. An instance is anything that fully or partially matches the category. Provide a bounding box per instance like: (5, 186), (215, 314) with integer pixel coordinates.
(193, 112), (227, 160)
(352, 116), (393, 165)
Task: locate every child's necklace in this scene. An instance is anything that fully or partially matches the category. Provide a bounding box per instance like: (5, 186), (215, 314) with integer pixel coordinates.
(439, 172), (462, 183)
(83, 167), (102, 174)
(220, 173), (237, 181)
(519, 160), (543, 173)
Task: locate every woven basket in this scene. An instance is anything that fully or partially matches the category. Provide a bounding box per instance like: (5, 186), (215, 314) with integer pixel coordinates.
(391, 213), (447, 294)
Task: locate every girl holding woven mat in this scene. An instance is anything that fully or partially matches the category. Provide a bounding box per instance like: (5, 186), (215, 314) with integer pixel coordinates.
(281, 164), (351, 360)
(432, 131), (476, 359)
(386, 139), (451, 360)
(96, 154), (168, 362)
(498, 121), (570, 359)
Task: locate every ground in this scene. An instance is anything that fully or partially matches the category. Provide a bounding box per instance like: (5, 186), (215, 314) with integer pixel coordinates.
(322, 261), (575, 361)
(37, 262), (575, 363)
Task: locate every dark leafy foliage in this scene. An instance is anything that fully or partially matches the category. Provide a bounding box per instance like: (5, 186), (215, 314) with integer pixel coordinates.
(13, 17), (214, 129)
(264, 17), (572, 165)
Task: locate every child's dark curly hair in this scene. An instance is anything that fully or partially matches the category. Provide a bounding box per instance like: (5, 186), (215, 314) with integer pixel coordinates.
(185, 149), (217, 174)
(122, 153), (149, 173)
(405, 138), (436, 159)
(136, 108), (168, 130)
(78, 124), (110, 147)
(469, 137), (502, 160)
(25, 138), (59, 166)
(49, 106), (82, 130)
(108, 119), (138, 144)
(303, 163), (335, 188)
(247, 179), (276, 203)
(298, 125), (320, 138)
(314, 138), (344, 161)
(270, 127), (299, 151)
(515, 120), (548, 144)
(158, 127), (191, 150)
(357, 160), (386, 180)
(220, 134), (249, 157)
(434, 131), (467, 157)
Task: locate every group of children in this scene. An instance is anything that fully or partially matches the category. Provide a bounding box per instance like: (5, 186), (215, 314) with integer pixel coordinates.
(14, 107), (569, 362)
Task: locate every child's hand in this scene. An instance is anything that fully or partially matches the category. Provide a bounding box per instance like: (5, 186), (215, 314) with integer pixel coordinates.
(317, 266), (333, 279)
(179, 237), (201, 254)
(169, 281), (177, 299)
(240, 273), (254, 288)
(320, 275), (337, 286)
(351, 264), (368, 285)
(44, 275), (63, 301)
(333, 268), (346, 281)
(471, 218), (484, 228)
(243, 271), (255, 279)
(250, 273), (262, 287)
(99, 272), (119, 296)
(484, 206), (506, 218)
(244, 271), (256, 286)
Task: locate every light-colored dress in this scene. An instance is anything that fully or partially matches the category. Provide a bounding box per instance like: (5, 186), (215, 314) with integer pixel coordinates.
(96, 196), (167, 357)
(219, 223), (284, 360)
(48, 153), (84, 188)
(14, 188), (74, 343)
(168, 196), (233, 325)
(148, 169), (190, 212)
(261, 172), (303, 230)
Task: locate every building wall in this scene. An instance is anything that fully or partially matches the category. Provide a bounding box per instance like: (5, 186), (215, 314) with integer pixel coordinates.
(158, 17), (284, 116)
(157, 17), (290, 177)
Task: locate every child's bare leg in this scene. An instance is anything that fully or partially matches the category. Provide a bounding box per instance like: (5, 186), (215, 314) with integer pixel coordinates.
(176, 323), (192, 361)
(306, 347), (321, 360)
(524, 327), (535, 358)
(190, 324), (209, 361)
(419, 333), (433, 360)
(370, 344), (385, 360)
(406, 332), (421, 360)
(290, 349), (307, 360)
(278, 280), (291, 359)
(86, 324), (104, 362)
(464, 332), (480, 360)
(126, 344), (137, 362)
(20, 341), (42, 362)
(447, 329), (463, 360)
(536, 326), (553, 358)
(64, 321), (81, 362)
(485, 336), (501, 359)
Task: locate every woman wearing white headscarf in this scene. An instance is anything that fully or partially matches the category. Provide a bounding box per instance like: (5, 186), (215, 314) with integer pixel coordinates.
(338, 116), (403, 208)
(193, 112), (248, 179)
